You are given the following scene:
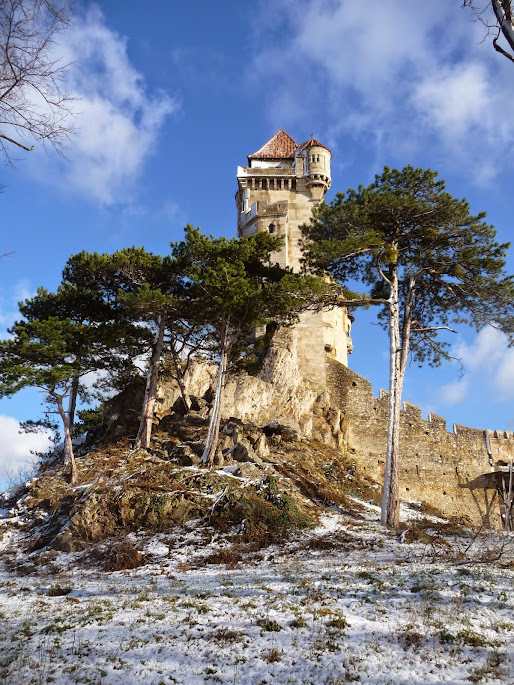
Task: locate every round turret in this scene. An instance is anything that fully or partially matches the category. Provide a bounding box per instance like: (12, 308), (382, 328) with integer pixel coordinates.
(302, 140), (331, 192)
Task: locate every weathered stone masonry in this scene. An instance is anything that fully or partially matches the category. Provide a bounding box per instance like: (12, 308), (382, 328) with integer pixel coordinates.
(327, 358), (514, 525)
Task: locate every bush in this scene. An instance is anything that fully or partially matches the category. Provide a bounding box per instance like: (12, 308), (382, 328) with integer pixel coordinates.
(89, 539), (145, 571)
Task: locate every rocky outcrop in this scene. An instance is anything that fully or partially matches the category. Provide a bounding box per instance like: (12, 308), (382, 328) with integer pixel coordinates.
(155, 330), (346, 450)
(1, 399), (377, 560)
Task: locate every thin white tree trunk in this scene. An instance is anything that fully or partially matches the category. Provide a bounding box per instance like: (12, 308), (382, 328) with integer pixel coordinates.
(56, 394), (77, 485)
(201, 325), (229, 466)
(381, 264), (401, 527)
(382, 273), (415, 528)
(135, 318), (165, 450)
(492, 0), (514, 52)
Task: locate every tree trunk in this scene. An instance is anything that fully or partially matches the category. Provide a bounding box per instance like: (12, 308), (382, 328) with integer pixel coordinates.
(381, 272), (415, 528)
(381, 264), (402, 528)
(171, 346), (191, 411)
(492, 0), (514, 53)
(135, 318), (165, 450)
(68, 370), (79, 438)
(56, 394), (77, 486)
(201, 328), (229, 466)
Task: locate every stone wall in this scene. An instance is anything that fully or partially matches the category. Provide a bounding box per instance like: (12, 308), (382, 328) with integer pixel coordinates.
(326, 358), (514, 527)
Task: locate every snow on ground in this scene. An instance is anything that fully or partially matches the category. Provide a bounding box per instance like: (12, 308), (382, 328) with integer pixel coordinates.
(0, 508), (513, 684)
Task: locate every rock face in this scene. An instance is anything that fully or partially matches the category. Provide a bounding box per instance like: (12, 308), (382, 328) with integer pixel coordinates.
(156, 329), (346, 451)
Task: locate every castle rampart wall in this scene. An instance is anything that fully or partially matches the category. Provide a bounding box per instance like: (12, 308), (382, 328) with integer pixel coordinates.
(326, 358), (514, 527)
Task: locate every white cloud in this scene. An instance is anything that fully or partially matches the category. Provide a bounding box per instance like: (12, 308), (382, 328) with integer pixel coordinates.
(439, 378), (469, 406)
(494, 347), (514, 395)
(0, 279), (35, 335)
(252, 0), (514, 180)
(0, 416), (52, 486)
(456, 326), (509, 372)
(413, 63), (491, 138)
(29, 5), (178, 204)
(439, 327), (514, 405)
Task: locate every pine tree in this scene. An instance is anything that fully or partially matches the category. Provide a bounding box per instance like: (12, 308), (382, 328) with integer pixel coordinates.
(173, 226), (332, 466)
(301, 165), (514, 527)
(0, 261), (147, 483)
(64, 248), (194, 449)
(0, 316), (86, 484)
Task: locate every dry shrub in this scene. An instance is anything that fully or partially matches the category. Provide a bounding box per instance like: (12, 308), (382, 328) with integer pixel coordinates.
(202, 546), (242, 569)
(47, 585), (72, 596)
(208, 476), (314, 549)
(209, 627), (242, 643)
(89, 539), (145, 571)
(304, 529), (359, 552)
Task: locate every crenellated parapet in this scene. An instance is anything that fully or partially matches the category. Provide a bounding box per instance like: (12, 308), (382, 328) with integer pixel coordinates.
(486, 429), (514, 467)
(326, 358), (512, 527)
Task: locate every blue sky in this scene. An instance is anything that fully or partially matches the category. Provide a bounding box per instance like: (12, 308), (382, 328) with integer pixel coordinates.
(1, 0), (514, 483)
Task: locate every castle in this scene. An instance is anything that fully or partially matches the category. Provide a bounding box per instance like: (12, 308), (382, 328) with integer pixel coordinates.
(235, 129), (353, 386)
(233, 130), (514, 529)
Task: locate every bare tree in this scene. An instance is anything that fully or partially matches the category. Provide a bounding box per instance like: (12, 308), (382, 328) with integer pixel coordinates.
(463, 1), (514, 63)
(0, 0), (75, 165)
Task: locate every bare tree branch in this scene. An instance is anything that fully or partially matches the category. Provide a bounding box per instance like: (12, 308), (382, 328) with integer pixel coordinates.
(0, 0), (75, 166)
(463, 0), (514, 63)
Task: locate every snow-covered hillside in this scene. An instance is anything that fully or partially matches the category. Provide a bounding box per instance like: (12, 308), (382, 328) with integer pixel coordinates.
(1, 504), (512, 685)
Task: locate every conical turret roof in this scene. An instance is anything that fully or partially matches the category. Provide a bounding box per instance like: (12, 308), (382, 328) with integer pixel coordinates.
(297, 136), (331, 154)
(248, 130), (298, 161)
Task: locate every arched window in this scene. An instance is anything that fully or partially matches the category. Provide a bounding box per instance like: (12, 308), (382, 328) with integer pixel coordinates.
(268, 223), (276, 234)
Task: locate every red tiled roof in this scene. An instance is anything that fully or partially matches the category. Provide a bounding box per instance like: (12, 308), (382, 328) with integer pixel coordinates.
(298, 137), (331, 154)
(248, 130), (298, 160)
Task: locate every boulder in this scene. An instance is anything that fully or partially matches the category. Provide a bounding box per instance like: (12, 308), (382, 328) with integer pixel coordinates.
(262, 421), (299, 442)
(50, 529), (86, 553)
(189, 396), (209, 412)
(225, 439), (264, 466)
(158, 413), (180, 433)
(253, 433), (270, 458)
(171, 396), (189, 416)
(170, 444), (200, 466)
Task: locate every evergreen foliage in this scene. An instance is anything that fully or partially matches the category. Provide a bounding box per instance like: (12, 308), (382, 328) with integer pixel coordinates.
(0, 225), (333, 479)
(172, 225), (333, 465)
(301, 165), (514, 527)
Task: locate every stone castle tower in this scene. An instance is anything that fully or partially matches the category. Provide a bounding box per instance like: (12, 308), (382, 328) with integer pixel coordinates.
(235, 130), (353, 386)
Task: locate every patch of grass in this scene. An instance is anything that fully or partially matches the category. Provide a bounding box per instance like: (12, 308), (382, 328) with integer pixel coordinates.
(202, 547), (242, 569)
(401, 628), (423, 650)
(290, 616), (307, 628)
(457, 628), (488, 648)
(46, 585), (72, 597)
(258, 618), (282, 633)
(494, 620), (514, 632)
(468, 651), (508, 682)
(265, 648), (282, 663)
(357, 571), (385, 590)
(327, 615), (349, 630)
(209, 627), (244, 643)
(41, 618), (72, 634)
(438, 628), (456, 644)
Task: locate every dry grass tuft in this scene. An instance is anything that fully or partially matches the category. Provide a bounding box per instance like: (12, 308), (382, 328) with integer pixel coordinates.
(89, 540), (145, 572)
(202, 547), (242, 569)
